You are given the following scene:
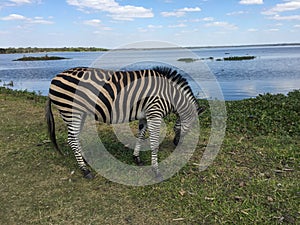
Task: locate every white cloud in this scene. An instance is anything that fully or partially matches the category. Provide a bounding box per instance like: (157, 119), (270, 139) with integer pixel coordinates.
(182, 17), (214, 23)
(137, 27), (147, 33)
(180, 7), (201, 12)
(1, 14), (27, 20)
(248, 28), (258, 32)
(262, 1), (300, 15)
(83, 19), (112, 30)
(0, 0), (40, 8)
(10, 0), (31, 4)
(10, 0), (32, 3)
(0, 30), (10, 35)
(294, 24), (300, 27)
(227, 11), (248, 16)
(161, 11), (185, 17)
(83, 19), (102, 26)
(268, 14), (300, 20)
(29, 19), (54, 24)
(66, 0), (153, 21)
(168, 23), (187, 28)
(1, 13), (54, 24)
(205, 21), (238, 30)
(202, 17), (214, 21)
(93, 27), (112, 33)
(147, 24), (163, 29)
(239, 0), (263, 5)
(161, 6), (201, 17)
(267, 28), (279, 32)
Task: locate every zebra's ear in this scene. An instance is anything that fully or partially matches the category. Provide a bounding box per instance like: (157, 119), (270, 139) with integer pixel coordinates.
(197, 106), (206, 115)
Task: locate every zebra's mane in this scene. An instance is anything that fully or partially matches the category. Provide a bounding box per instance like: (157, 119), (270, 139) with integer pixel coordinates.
(152, 66), (200, 108)
(152, 66), (187, 86)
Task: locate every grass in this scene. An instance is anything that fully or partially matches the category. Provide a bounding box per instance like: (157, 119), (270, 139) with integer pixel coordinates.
(0, 87), (299, 224)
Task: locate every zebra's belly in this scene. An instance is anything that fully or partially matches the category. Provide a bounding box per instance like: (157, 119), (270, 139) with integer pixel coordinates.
(108, 108), (146, 124)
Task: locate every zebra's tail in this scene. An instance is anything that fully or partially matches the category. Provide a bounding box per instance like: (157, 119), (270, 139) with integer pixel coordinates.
(45, 98), (64, 156)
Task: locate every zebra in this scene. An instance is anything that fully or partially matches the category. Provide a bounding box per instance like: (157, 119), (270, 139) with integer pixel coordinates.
(46, 66), (204, 180)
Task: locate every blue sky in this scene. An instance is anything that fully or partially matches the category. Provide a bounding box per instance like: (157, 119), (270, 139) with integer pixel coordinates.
(1, 0), (300, 48)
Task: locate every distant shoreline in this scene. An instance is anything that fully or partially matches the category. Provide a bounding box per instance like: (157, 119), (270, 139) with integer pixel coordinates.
(1, 43), (300, 54)
(116, 43), (300, 51)
(0, 47), (108, 54)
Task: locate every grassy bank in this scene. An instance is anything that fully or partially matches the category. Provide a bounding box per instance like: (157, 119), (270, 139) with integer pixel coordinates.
(0, 87), (299, 224)
(13, 55), (69, 61)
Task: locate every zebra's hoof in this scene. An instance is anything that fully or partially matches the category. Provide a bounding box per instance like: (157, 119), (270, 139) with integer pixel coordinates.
(152, 168), (164, 182)
(173, 138), (179, 146)
(133, 156), (144, 166)
(83, 170), (94, 179)
(155, 172), (164, 183)
(173, 137), (183, 146)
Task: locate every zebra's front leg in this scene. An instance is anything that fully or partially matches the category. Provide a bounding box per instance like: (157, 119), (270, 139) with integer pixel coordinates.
(67, 130), (94, 179)
(173, 118), (181, 146)
(133, 119), (147, 166)
(147, 117), (163, 181)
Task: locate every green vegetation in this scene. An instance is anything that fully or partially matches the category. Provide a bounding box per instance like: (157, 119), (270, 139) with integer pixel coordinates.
(223, 56), (256, 61)
(0, 87), (299, 224)
(1, 80), (14, 87)
(178, 56), (256, 63)
(177, 58), (199, 63)
(13, 55), (69, 61)
(0, 47), (108, 54)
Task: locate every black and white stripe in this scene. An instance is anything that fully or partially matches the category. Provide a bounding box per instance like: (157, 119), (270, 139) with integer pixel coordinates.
(46, 66), (204, 179)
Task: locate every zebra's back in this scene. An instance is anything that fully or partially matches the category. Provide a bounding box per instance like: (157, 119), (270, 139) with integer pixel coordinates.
(49, 67), (174, 124)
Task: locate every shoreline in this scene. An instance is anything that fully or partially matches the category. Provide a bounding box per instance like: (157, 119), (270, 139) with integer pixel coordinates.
(1, 43), (300, 54)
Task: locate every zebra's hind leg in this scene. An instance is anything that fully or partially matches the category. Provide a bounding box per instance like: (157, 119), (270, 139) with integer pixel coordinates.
(133, 119), (147, 166)
(64, 113), (94, 179)
(147, 117), (163, 182)
(67, 133), (94, 179)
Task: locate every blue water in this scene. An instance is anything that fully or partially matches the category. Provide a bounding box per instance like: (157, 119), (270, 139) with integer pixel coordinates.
(0, 45), (299, 100)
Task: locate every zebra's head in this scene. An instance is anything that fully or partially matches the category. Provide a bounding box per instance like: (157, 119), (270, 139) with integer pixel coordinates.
(151, 66), (205, 147)
(173, 104), (205, 146)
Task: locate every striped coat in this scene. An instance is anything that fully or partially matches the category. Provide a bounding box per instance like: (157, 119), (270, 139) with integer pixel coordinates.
(46, 67), (203, 179)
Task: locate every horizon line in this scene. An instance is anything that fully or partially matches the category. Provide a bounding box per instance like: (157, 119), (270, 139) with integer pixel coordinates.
(1, 42), (300, 51)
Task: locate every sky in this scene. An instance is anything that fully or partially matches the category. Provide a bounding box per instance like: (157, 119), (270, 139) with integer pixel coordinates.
(1, 0), (300, 48)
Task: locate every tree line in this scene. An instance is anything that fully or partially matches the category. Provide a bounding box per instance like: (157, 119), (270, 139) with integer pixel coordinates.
(0, 47), (108, 54)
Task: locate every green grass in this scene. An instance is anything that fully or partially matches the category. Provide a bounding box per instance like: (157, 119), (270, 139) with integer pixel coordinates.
(0, 87), (299, 224)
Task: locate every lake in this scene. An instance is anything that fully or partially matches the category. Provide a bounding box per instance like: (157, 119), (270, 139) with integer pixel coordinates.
(0, 45), (300, 100)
